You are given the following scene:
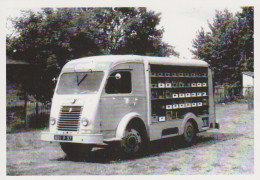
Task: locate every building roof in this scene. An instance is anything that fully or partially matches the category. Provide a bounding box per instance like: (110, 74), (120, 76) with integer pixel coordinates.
(6, 58), (30, 65)
(242, 71), (254, 77)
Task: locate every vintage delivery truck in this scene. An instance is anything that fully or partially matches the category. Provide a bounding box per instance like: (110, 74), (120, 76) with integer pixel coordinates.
(41, 55), (219, 157)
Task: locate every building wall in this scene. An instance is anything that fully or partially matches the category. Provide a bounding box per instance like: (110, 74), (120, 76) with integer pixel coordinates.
(243, 74), (254, 87)
(242, 74), (254, 96)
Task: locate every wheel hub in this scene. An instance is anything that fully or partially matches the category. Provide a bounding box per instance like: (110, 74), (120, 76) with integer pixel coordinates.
(187, 126), (193, 137)
(122, 129), (141, 153)
(184, 123), (194, 143)
(127, 136), (138, 147)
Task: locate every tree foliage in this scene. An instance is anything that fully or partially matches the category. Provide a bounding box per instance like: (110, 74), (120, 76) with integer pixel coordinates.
(7, 7), (178, 102)
(192, 7), (253, 85)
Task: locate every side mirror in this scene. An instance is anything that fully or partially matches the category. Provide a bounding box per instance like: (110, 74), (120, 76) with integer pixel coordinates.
(52, 77), (57, 83)
(115, 73), (121, 80)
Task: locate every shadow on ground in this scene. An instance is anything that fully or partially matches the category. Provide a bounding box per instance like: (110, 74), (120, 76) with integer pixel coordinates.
(53, 132), (243, 163)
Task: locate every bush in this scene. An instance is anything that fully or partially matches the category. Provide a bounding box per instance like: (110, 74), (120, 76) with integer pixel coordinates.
(6, 106), (25, 124)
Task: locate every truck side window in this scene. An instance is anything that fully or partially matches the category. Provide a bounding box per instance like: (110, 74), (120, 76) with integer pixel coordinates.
(105, 71), (132, 94)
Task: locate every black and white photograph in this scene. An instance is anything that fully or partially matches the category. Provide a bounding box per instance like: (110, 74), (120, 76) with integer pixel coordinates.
(1, 0), (257, 176)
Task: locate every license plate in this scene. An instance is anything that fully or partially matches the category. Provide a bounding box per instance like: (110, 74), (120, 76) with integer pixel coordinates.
(54, 135), (73, 141)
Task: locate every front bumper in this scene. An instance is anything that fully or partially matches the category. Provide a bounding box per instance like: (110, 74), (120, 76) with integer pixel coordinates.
(41, 131), (105, 145)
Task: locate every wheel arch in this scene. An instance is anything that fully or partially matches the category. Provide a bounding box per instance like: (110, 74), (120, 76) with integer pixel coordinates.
(116, 112), (149, 141)
(179, 112), (199, 135)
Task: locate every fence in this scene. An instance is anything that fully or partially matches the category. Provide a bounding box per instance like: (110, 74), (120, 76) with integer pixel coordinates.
(24, 101), (51, 128)
(214, 86), (254, 108)
(26, 101), (51, 118)
(7, 101), (51, 128)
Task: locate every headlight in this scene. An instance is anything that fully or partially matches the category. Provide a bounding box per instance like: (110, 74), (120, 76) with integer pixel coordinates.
(82, 119), (88, 127)
(50, 118), (56, 125)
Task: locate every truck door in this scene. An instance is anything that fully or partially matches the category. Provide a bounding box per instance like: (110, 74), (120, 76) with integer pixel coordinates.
(99, 63), (147, 139)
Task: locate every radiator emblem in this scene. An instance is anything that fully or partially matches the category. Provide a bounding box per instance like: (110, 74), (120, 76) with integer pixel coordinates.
(71, 99), (77, 104)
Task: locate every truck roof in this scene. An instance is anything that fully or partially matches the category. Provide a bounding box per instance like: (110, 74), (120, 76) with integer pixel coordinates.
(62, 55), (209, 72)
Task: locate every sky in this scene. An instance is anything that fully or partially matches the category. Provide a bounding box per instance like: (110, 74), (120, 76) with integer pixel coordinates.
(150, 5), (243, 59)
(4, 0), (252, 60)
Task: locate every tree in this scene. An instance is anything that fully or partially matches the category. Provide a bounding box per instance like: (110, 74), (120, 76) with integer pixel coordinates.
(191, 7), (254, 85)
(7, 7), (178, 103)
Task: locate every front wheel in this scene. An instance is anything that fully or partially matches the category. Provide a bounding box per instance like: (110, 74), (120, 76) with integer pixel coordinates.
(120, 126), (145, 155)
(183, 121), (196, 145)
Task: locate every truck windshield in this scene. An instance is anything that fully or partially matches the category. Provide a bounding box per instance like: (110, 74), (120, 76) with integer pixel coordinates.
(56, 72), (104, 94)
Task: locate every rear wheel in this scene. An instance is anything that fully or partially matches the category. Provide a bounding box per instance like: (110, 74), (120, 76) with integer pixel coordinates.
(183, 121), (196, 145)
(60, 143), (92, 158)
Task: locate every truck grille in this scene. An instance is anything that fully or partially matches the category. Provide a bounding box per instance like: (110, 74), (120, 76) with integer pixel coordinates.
(57, 106), (82, 131)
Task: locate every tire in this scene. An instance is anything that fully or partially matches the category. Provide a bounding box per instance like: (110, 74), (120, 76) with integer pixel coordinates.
(120, 125), (145, 155)
(183, 121), (196, 145)
(60, 143), (92, 158)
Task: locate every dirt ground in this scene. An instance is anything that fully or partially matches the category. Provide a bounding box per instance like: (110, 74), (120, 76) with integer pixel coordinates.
(6, 103), (254, 175)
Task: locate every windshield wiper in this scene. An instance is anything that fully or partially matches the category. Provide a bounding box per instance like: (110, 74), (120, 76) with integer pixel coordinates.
(77, 73), (88, 86)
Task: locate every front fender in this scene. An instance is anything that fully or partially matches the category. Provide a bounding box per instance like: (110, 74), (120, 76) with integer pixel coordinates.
(179, 113), (198, 135)
(115, 112), (142, 139)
